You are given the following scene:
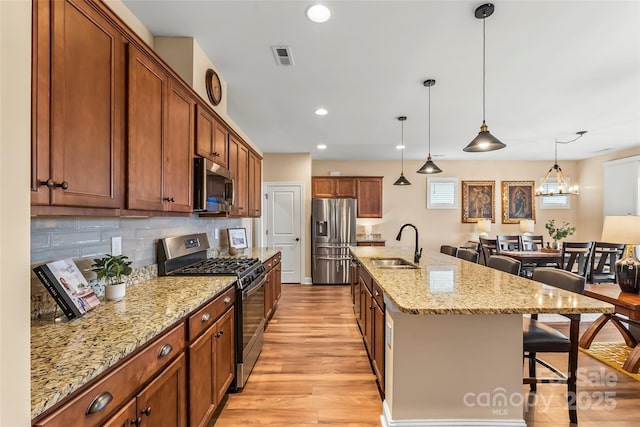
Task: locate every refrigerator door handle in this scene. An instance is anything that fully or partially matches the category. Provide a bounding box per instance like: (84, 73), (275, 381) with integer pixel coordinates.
(314, 256), (352, 261)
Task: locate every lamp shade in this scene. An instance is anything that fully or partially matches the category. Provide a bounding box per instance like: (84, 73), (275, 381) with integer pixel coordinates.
(463, 123), (506, 152)
(520, 219), (535, 235)
(477, 219), (491, 234)
(601, 216), (640, 244)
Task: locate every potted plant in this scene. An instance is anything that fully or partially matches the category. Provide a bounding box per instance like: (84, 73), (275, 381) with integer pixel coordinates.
(91, 254), (133, 301)
(544, 219), (576, 250)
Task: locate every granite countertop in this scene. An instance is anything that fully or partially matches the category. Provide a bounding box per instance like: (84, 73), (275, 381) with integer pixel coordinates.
(350, 246), (614, 316)
(30, 247), (281, 419)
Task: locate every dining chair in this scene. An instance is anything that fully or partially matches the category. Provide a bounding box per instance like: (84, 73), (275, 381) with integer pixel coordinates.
(478, 237), (498, 266)
(588, 241), (625, 284)
(519, 235), (544, 251)
(439, 245), (458, 257)
(561, 241), (594, 277)
(456, 248), (479, 263)
(524, 267), (585, 424)
(496, 235), (521, 253)
(487, 255), (521, 275)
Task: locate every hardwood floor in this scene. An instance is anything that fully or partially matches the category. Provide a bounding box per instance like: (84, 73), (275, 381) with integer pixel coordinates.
(212, 285), (640, 426)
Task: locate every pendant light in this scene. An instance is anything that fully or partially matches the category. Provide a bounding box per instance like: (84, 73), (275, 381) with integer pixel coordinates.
(463, 3), (506, 152)
(393, 116), (411, 186)
(417, 79), (442, 174)
(535, 131), (587, 197)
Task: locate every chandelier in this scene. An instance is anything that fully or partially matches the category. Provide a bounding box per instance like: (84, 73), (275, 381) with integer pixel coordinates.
(535, 131), (587, 197)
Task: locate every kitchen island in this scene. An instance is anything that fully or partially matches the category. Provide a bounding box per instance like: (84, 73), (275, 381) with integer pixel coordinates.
(350, 246), (614, 427)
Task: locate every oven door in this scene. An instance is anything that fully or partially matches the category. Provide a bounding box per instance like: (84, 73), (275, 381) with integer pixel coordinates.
(236, 272), (266, 388)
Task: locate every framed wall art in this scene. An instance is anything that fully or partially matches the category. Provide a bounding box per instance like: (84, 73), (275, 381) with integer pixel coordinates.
(501, 181), (535, 224)
(461, 180), (495, 223)
(227, 227), (248, 249)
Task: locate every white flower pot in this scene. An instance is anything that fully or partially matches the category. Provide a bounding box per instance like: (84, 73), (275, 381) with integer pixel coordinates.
(105, 282), (126, 301)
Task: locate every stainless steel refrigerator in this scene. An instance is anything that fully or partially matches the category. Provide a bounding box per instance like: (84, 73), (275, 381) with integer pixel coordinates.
(311, 198), (357, 284)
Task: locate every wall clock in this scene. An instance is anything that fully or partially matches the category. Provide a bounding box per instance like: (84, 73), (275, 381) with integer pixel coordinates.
(205, 68), (222, 106)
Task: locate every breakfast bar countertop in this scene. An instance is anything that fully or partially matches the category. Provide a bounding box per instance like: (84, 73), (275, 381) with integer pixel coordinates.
(350, 246), (614, 316)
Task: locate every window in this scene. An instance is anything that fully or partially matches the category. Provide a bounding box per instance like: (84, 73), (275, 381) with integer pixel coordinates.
(427, 177), (458, 209)
(538, 178), (571, 209)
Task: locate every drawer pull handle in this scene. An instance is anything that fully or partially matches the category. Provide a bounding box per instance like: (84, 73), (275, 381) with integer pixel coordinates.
(131, 417), (142, 426)
(158, 344), (173, 358)
(374, 290), (380, 296)
(141, 407), (152, 416)
(223, 296), (232, 304)
(86, 392), (112, 415)
(201, 312), (211, 322)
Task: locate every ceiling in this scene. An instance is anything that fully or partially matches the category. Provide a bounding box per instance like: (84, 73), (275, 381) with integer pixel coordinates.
(122, 0), (640, 161)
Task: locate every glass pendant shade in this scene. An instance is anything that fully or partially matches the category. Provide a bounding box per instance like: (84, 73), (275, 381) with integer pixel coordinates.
(417, 156), (442, 174)
(393, 116), (411, 186)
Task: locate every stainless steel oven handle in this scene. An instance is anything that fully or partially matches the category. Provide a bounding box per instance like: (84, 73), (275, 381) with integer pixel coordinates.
(243, 273), (267, 297)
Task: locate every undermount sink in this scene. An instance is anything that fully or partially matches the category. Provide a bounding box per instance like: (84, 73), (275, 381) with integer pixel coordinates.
(371, 258), (418, 269)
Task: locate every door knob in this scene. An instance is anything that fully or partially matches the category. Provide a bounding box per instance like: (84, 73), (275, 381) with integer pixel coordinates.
(295, 238), (300, 241)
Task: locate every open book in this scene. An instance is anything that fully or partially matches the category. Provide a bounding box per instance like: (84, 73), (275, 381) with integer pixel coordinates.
(33, 258), (100, 319)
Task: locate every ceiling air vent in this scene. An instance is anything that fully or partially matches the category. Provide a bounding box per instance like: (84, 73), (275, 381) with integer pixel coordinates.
(271, 46), (294, 66)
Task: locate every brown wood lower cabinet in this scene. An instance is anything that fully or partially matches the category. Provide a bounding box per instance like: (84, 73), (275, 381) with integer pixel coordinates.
(355, 264), (385, 395)
(106, 353), (188, 427)
(264, 252), (282, 326)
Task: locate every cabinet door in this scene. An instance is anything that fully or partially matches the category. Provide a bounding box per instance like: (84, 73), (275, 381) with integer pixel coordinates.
(312, 177), (335, 198)
(274, 260), (282, 303)
(356, 177), (383, 218)
(102, 398), (137, 427)
(264, 268), (273, 321)
(228, 135), (249, 216)
(248, 152), (262, 217)
(163, 80), (194, 212)
(35, 0), (124, 208)
(363, 286), (373, 356)
(213, 307), (235, 405)
(188, 327), (216, 427)
(335, 178), (356, 198)
(195, 105), (215, 160)
(127, 46), (166, 211)
(373, 301), (385, 392)
(137, 353), (187, 427)
(212, 121), (229, 169)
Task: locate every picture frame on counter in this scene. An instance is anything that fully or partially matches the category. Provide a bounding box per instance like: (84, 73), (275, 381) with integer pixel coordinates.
(461, 180), (495, 223)
(227, 227), (248, 249)
(501, 180), (535, 224)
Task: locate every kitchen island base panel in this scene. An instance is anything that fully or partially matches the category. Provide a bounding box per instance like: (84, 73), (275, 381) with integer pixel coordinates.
(381, 402), (526, 427)
(384, 297), (525, 425)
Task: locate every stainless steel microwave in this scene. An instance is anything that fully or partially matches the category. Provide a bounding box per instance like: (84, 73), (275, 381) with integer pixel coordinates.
(193, 157), (234, 213)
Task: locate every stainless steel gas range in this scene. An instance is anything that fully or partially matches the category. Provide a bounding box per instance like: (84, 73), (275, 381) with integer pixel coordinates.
(157, 233), (266, 389)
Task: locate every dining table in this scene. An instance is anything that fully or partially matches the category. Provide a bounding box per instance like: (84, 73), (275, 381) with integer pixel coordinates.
(499, 249), (562, 267)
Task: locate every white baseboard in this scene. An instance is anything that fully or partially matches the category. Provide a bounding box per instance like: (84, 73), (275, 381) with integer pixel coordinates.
(381, 401), (526, 427)
(301, 276), (313, 285)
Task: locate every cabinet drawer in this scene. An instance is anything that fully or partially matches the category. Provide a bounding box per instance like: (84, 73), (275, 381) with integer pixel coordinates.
(373, 281), (385, 309)
(188, 286), (235, 341)
(358, 266), (372, 292)
(34, 322), (186, 427)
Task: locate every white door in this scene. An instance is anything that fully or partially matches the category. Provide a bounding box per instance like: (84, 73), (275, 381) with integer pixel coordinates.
(265, 183), (303, 283)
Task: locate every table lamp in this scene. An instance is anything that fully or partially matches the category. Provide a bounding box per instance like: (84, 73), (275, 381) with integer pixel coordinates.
(477, 219), (491, 238)
(519, 219), (535, 236)
(601, 215), (640, 293)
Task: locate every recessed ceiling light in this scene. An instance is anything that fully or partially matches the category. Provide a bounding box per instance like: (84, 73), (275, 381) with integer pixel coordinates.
(396, 145), (405, 150)
(317, 144), (327, 150)
(315, 108), (328, 116)
(306, 4), (331, 23)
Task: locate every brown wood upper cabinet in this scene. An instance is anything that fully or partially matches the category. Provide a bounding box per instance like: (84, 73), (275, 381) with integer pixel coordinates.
(356, 177), (383, 218)
(196, 105), (228, 169)
(127, 45), (193, 213)
(312, 177), (356, 198)
(31, 0), (124, 210)
(248, 151), (262, 217)
(312, 177), (383, 218)
(228, 135), (249, 217)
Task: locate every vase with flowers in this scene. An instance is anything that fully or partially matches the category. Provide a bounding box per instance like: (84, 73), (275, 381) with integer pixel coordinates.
(544, 219), (576, 250)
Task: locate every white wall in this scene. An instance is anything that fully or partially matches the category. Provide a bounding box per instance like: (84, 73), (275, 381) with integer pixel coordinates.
(0, 0), (31, 424)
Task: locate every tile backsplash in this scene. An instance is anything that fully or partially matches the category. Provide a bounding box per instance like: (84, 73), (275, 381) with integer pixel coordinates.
(31, 215), (247, 317)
